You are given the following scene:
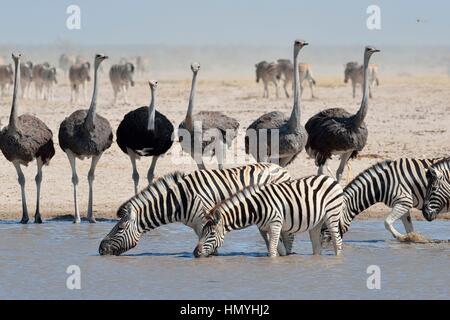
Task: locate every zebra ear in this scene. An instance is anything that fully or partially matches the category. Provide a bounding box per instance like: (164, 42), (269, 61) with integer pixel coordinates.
(212, 209), (221, 225)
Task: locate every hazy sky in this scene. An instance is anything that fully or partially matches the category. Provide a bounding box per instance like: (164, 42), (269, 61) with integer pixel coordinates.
(0, 0), (448, 46)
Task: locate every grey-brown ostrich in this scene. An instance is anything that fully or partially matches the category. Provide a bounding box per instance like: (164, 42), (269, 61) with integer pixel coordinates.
(0, 53), (55, 224)
(305, 46), (380, 182)
(178, 62), (239, 170)
(58, 54), (112, 223)
(245, 39), (308, 167)
(116, 80), (174, 194)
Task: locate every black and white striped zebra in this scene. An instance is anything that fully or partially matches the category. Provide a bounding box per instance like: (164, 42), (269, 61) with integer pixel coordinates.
(194, 175), (344, 258)
(98, 163), (291, 255)
(423, 158), (450, 221)
(322, 158), (450, 244)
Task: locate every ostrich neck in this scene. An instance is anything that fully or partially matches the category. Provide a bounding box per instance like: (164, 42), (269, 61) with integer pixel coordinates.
(185, 72), (198, 130)
(9, 59), (20, 132)
(288, 49), (301, 131)
(147, 88), (156, 131)
(85, 63), (100, 129)
(353, 54), (370, 128)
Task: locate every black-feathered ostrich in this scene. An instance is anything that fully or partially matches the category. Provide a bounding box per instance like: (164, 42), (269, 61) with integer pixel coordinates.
(58, 54), (113, 223)
(0, 53), (55, 224)
(305, 46), (380, 182)
(245, 39), (308, 167)
(178, 62), (239, 170)
(116, 80), (174, 194)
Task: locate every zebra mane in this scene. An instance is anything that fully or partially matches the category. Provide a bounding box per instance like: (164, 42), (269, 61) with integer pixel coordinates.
(344, 160), (393, 191)
(116, 171), (186, 218)
(430, 157), (450, 172)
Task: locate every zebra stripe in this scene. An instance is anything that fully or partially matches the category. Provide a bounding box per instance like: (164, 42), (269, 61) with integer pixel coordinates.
(99, 163), (291, 255)
(323, 158), (449, 243)
(194, 175), (344, 258)
(423, 158), (450, 221)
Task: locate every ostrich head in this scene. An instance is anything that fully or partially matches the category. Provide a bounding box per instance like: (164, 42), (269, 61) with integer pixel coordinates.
(191, 62), (200, 73)
(94, 53), (108, 68)
(11, 53), (22, 62)
(294, 39), (308, 54)
(365, 46), (380, 58)
(149, 80), (158, 90)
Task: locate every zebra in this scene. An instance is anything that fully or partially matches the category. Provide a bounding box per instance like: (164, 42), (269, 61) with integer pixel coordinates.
(69, 62), (91, 103)
(255, 61), (279, 98)
(344, 62), (379, 98)
(20, 61), (33, 99)
(194, 175), (344, 258)
(321, 158), (450, 245)
(98, 163), (291, 256)
(109, 62), (135, 104)
(276, 59), (316, 99)
(32, 63), (57, 100)
(59, 53), (76, 76)
(0, 64), (14, 98)
(422, 158), (450, 221)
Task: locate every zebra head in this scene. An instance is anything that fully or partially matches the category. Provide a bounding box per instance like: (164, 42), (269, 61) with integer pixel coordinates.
(193, 207), (225, 258)
(99, 203), (141, 256)
(255, 61), (266, 83)
(422, 165), (450, 221)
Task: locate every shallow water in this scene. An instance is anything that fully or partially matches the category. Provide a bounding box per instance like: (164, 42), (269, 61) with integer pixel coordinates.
(0, 220), (448, 300)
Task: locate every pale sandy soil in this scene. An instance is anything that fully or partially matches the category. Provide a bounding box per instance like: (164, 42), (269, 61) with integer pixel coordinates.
(0, 73), (449, 222)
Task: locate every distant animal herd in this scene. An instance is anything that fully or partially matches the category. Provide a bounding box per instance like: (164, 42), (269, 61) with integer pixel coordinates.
(0, 39), (448, 258)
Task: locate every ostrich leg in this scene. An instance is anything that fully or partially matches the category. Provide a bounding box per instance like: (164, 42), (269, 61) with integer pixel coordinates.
(216, 139), (226, 170)
(127, 148), (140, 195)
(336, 152), (352, 182)
(283, 80), (289, 98)
(34, 158), (44, 223)
(147, 155), (159, 184)
(87, 154), (102, 223)
(66, 150), (80, 223)
(13, 161), (29, 224)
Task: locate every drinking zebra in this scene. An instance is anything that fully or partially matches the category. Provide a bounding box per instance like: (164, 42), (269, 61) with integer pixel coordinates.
(422, 158), (450, 221)
(194, 175), (344, 258)
(99, 163), (291, 256)
(321, 158), (450, 244)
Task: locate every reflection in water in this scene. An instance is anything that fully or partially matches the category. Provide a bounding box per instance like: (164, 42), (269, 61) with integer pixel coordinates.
(0, 220), (448, 299)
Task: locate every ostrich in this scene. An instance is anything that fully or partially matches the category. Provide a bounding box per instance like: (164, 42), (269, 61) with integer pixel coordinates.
(0, 53), (55, 224)
(178, 62), (239, 170)
(245, 39), (308, 167)
(305, 46), (380, 182)
(116, 80), (174, 194)
(58, 54), (113, 223)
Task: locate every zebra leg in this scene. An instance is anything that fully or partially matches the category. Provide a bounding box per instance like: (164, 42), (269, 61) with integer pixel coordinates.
(147, 155), (159, 184)
(352, 81), (356, 98)
(123, 85), (128, 104)
(263, 82), (268, 98)
(369, 85), (373, 99)
(13, 161), (29, 224)
(384, 202), (412, 239)
(273, 79), (279, 98)
(308, 224), (323, 255)
(401, 211), (414, 233)
(66, 150), (80, 223)
(323, 208), (343, 256)
(260, 229), (287, 256)
(87, 154), (102, 223)
(281, 232), (295, 255)
(127, 149), (140, 194)
(83, 83), (87, 103)
(336, 152), (352, 182)
(267, 220), (283, 257)
(34, 158), (44, 224)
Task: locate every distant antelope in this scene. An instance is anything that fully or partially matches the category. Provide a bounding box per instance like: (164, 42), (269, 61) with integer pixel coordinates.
(69, 62), (91, 103)
(344, 62), (379, 98)
(0, 64), (14, 98)
(20, 61), (33, 99)
(276, 59), (316, 99)
(109, 62), (135, 104)
(255, 61), (279, 98)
